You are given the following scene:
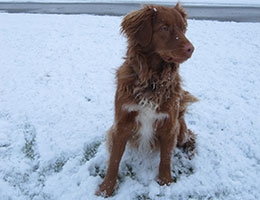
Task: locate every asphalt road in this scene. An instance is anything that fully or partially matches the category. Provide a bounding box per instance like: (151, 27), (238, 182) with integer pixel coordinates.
(0, 2), (260, 22)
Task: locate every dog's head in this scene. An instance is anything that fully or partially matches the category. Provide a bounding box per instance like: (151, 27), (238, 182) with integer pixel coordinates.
(121, 3), (194, 64)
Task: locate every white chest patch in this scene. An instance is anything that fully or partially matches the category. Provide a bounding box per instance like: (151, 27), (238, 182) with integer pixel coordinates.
(124, 100), (169, 152)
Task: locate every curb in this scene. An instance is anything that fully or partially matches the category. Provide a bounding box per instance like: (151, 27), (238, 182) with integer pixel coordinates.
(0, 2), (260, 22)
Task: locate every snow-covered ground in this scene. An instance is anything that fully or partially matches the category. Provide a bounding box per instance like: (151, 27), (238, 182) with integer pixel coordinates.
(0, 13), (260, 200)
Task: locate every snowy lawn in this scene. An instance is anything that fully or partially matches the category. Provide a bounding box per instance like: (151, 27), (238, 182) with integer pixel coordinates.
(0, 13), (260, 200)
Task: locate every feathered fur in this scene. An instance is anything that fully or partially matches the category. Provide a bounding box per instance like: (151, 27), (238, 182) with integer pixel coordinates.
(96, 3), (198, 197)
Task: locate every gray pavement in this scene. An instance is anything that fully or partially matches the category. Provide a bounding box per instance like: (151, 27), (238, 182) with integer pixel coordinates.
(0, 2), (260, 22)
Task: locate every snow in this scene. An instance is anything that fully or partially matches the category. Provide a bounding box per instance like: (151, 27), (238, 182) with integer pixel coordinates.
(0, 13), (260, 200)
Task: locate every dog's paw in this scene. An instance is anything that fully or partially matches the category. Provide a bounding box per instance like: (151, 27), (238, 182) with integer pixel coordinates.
(157, 176), (173, 186)
(96, 187), (114, 197)
(182, 130), (196, 159)
(96, 179), (117, 197)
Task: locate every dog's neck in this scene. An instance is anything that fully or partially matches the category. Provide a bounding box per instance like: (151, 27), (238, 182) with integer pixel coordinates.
(124, 48), (182, 106)
(126, 46), (179, 81)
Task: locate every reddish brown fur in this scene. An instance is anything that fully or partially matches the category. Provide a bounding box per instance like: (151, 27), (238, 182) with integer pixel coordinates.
(96, 3), (198, 197)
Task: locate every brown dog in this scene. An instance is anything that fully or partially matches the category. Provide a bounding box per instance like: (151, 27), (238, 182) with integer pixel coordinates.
(96, 3), (197, 197)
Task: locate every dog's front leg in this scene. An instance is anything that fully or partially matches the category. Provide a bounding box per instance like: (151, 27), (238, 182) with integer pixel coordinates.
(97, 111), (137, 197)
(157, 119), (178, 186)
(97, 130), (128, 197)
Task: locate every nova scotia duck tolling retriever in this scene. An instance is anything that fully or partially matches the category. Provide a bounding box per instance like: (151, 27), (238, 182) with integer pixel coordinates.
(96, 3), (198, 197)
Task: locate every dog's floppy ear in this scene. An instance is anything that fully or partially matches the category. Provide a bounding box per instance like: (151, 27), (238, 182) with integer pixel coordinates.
(174, 2), (187, 19)
(121, 6), (155, 47)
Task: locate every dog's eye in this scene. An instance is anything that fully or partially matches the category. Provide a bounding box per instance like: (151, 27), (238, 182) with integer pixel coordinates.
(160, 25), (169, 32)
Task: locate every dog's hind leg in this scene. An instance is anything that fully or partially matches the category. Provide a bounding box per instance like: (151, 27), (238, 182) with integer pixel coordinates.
(177, 90), (197, 159)
(177, 117), (196, 159)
